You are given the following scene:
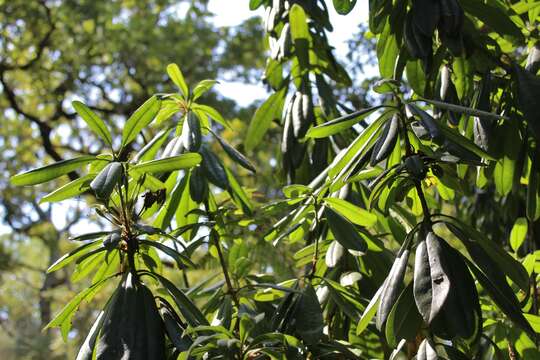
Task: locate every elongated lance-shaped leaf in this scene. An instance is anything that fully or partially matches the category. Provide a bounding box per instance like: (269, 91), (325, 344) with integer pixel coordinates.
(140, 271), (209, 327)
(72, 101), (112, 146)
(47, 240), (102, 273)
(385, 283), (422, 348)
(46, 275), (113, 340)
(131, 153), (201, 174)
(121, 95), (162, 148)
(325, 208), (367, 252)
(75, 310), (105, 360)
(167, 63), (189, 97)
(11, 155), (99, 186)
(413, 232), (451, 324)
(306, 106), (385, 138)
(209, 129), (256, 173)
(138, 239), (195, 268)
(40, 173), (95, 204)
(323, 197), (377, 227)
(377, 249), (410, 330)
(418, 98), (508, 120)
(245, 87), (286, 151)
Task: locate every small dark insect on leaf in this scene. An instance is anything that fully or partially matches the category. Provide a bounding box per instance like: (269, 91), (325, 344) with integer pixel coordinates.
(142, 188), (166, 209)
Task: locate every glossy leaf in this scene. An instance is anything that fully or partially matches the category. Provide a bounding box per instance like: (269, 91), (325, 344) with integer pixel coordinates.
(72, 101), (112, 146)
(11, 156), (98, 186)
(121, 95), (161, 148)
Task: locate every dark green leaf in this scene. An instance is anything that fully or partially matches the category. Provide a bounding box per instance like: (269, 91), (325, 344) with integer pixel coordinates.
(90, 162), (123, 200)
(325, 208), (367, 252)
(333, 0), (357, 15)
(413, 232), (451, 324)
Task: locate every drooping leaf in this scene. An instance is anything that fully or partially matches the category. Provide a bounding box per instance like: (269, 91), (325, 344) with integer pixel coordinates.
(325, 208), (367, 252)
(377, 250), (410, 330)
(413, 232), (451, 324)
(90, 162), (123, 200)
(210, 129), (256, 173)
(332, 0), (357, 15)
(385, 283), (422, 348)
(294, 284), (324, 345)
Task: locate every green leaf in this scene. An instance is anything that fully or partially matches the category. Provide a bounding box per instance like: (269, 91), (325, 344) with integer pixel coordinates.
(39, 174), (95, 203)
(11, 156), (98, 186)
(466, 257), (535, 336)
(167, 63), (189, 97)
(192, 79), (218, 100)
(377, 250), (410, 330)
(438, 121), (495, 161)
(294, 284), (324, 345)
(210, 129), (256, 173)
(131, 153), (201, 174)
(377, 21), (398, 79)
(141, 271), (209, 327)
(460, 1), (524, 41)
(191, 103), (230, 129)
(306, 106), (385, 138)
(133, 128), (172, 163)
(325, 208), (367, 252)
(356, 287), (381, 335)
(225, 168), (253, 215)
(385, 283), (422, 348)
(323, 197), (377, 227)
(46, 277), (111, 341)
(510, 217), (528, 252)
(200, 147), (229, 189)
(245, 87), (286, 152)
(289, 4), (310, 70)
(419, 98), (507, 121)
(406, 60), (426, 96)
(47, 240), (102, 273)
(413, 232), (451, 324)
(72, 101), (112, 146)
(139, 239), (195, 268)
(249, 0), (265, 10)
(332, 0), (357, 15)
(154, 174), (187, 230)
(90, 162), (123, 200)
(121, 95), (161, 148)
(493, 123), (520, 196)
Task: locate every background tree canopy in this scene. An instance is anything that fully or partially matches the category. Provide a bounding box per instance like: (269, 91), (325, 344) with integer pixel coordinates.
(2, 0), (540, 359)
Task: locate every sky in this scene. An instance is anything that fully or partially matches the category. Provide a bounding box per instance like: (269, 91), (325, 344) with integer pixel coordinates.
(209, 0), (369, 106)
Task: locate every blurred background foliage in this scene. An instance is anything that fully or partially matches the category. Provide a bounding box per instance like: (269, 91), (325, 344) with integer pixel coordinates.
(0, 0), (267, 358)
